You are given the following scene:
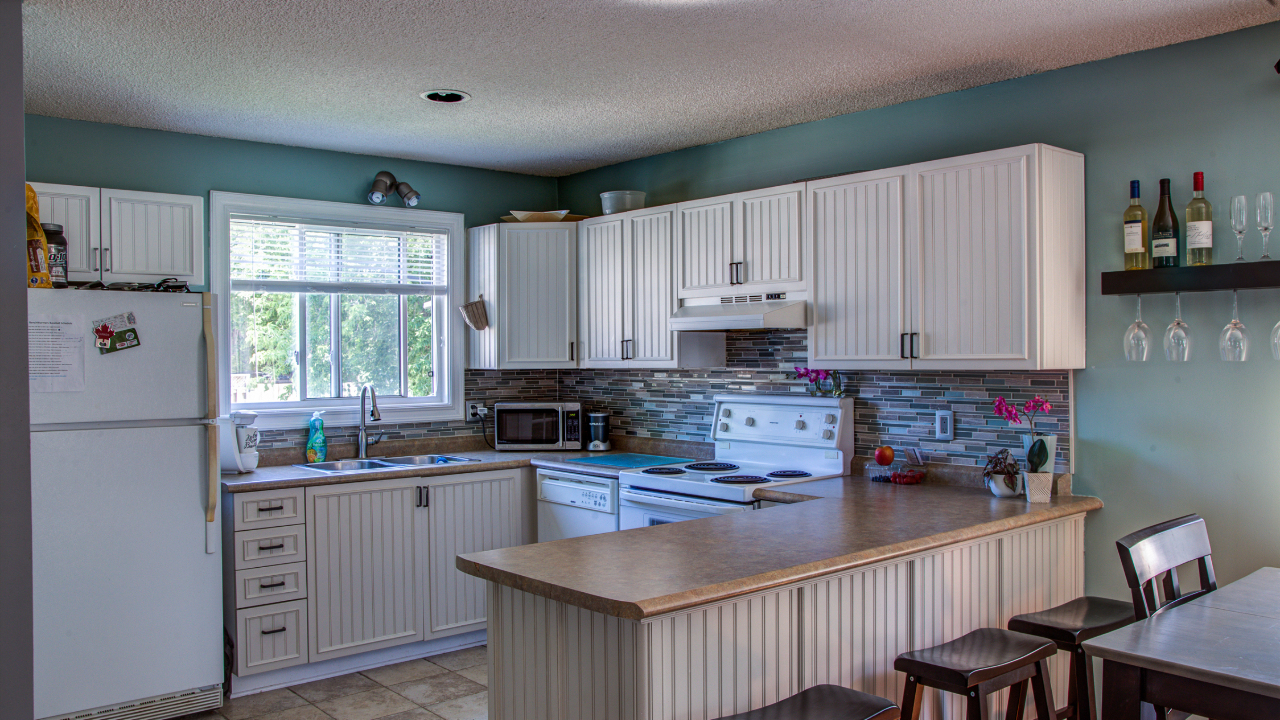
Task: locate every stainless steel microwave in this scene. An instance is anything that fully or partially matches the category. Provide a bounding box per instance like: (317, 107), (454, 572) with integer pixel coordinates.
(493, 402), (581, 451)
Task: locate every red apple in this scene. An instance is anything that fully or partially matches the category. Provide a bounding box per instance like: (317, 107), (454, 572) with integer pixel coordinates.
(874, 445), (895, 466)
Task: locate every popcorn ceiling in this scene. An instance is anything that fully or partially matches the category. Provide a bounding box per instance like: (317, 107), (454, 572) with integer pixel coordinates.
(21, 0), (1279, 176)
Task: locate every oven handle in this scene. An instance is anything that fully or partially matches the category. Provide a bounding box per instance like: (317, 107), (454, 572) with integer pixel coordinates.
(619, 488), (750, 515)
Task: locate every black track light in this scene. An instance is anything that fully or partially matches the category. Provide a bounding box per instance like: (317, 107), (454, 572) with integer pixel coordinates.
(368, 171), (397, 205)
(396, 182), (421, 208)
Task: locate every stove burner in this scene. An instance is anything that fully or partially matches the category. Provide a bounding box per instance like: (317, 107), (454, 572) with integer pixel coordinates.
(685, 462), (740, 472)
(767, 470), (813, 479)
(642, 467), (687, 475)
(710, 475), (770, 485)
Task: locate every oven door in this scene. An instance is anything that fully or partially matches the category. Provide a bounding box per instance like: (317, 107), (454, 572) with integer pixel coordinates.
(493, 404), (564, 450)
(618, 488), (752, 529)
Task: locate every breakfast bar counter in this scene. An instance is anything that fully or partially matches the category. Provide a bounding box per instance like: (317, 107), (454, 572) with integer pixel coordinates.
(458, 477), (1101, 720)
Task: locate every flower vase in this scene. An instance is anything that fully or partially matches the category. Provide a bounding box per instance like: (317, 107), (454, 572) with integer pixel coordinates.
(986, 472), (1022, 498)
(1022, 471), (1054, 503)
(1020, 433), (1057, 473)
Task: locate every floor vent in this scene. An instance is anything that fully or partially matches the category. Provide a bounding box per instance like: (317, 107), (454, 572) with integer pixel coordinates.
(719, 295), (765, 304)
(47, 685), (222, 720)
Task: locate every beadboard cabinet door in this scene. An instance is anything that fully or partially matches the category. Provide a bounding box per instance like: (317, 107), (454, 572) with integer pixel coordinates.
(627, 209), (679, 364)
(579, 217), (628, 364)
(101, 188), (204, 284)
(677, 197), (736, 298)
(29, 182), (101, 282)
(469, 223), (578, 370)
(739, 184), (805, 291)
(807, 170), (910, 369)
(427, 470), (530, 635)
(306, 479), (425, 662)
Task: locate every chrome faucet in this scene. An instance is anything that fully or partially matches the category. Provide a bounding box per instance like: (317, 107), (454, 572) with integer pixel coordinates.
(358, 385), (382, 458)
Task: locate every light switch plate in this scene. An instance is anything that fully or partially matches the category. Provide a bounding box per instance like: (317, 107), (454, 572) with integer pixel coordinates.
(936, 410), (954, 441)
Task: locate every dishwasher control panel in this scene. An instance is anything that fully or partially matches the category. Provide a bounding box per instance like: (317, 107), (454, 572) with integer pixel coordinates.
(537, 472), (616, 513)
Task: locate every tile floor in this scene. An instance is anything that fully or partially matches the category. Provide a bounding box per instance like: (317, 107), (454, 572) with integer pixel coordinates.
(184, 646), (489, 720)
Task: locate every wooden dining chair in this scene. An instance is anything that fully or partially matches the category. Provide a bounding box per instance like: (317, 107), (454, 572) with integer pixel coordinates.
(1116, 513), (1217, 620)
(1115, 513), (1218, 720)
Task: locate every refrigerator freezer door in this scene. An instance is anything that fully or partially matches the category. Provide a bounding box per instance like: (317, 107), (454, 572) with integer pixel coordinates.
(32, 425), (222, 719)
(28, 289), (207, 425)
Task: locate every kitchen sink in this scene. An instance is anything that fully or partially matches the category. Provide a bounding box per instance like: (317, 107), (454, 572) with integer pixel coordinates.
(296, 459), (394, 473)
(378, 454), (480, 466)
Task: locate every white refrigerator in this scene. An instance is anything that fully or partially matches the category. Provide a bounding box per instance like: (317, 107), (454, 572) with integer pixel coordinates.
(28, 289), (223, 720)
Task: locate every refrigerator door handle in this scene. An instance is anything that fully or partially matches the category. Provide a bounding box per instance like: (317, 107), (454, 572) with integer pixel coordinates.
(205, 422), (219, 553)
(203, 292), (218, 421)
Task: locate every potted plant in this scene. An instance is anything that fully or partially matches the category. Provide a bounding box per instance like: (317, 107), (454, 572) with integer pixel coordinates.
(788, 367), (845, 398)
(991, 395), (1056, 503)
(982, 448), (1022, 498)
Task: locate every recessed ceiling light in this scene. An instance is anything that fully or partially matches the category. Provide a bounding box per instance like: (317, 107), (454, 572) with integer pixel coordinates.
(420, 90), (471, 104)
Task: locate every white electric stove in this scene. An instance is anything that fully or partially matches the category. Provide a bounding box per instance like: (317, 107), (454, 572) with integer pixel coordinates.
(617, 394), (855, 528)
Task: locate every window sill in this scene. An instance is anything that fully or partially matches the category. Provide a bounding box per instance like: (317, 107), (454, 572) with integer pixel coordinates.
(237, 402), (465, 430)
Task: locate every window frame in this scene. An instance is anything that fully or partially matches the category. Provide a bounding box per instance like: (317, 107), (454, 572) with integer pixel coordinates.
(211, 192), (466, 430)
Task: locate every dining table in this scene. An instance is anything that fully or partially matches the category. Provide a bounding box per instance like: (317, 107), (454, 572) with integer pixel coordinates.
(1083, 566), (1280, 720)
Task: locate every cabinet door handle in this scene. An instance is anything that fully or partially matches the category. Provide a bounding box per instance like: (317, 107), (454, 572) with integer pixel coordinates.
(910, 333), (920, 359)
(92, 247), (100, 272)
(258, 543), (285, 551)
(258, 581), (286, 589)
(260, 626), (287, 635)
(627, 339), (633, 359)
(735, 262), (745, 285)
(900, 333), (907, 360)
(569, 342), (575, 361)
(416, 487), (422, 508)
(102, 247), (110, 272)
(423, 486), (430, 508)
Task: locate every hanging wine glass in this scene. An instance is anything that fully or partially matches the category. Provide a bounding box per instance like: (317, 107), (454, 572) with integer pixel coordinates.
(1258, 192), (1274, 261)
(1219, 290), (1249, 361)
(1165, 293), (1191, 362)
(1231, 195), (1248, 262)
(1123, 295), (1151, 361)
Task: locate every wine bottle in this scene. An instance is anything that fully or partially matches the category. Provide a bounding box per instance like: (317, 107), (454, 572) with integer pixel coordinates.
(1151, 178), (1180, 268)
(1185, 171), (1213, 266)
(1124, 180), (1149, 270)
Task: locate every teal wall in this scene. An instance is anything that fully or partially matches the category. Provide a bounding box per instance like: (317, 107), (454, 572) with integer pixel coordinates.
(24, 115), (558, 288)
(561, 22), (1280, 600)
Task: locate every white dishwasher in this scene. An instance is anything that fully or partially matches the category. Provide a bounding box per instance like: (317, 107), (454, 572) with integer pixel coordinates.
(536, 469), (619, 541)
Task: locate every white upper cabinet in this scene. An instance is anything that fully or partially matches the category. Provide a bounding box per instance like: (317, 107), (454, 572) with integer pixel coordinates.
(677, 183), (806, 299)
(101, 188), (205, 284)
(808, 144), (1085, 371)
(807, 169), (910, 369)
(28, 182), (100, 283)
(468, 223), (578, 370)
(579, 208), (725, 369)
(28, 183), (205, 285)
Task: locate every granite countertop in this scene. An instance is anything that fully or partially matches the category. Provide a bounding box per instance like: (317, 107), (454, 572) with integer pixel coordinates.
(456, 478), (1102, 620)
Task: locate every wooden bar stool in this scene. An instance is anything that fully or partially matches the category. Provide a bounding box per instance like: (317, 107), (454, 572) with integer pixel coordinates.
(896, 628), (1058, 720)
(1007, 596), (1136, 720)
(712, 684), (900, 720)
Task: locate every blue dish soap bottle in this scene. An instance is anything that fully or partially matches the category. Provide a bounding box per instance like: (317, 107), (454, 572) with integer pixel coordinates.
(306, 411), (327, 463)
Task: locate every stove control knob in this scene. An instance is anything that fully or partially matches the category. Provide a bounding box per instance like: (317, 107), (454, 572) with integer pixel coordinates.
(822, 429), (834, 440)
(721, 409), (731, 418)
(719, 422), (730, 432)
(795, 420), (806, 430)
(824, 414), (836, 424)
(744, 417), (755, 427)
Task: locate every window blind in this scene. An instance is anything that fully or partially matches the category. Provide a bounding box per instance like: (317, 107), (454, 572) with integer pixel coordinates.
(229, 217), (448, 294)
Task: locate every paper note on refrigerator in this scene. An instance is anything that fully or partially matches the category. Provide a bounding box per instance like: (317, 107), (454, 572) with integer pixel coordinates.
(29, 314), (85, 392)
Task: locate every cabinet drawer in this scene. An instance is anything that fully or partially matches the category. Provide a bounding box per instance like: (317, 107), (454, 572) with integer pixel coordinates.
(235, 600), (307, 676)
(234, 562), (307, 609)
(234, 526), (305, 569)
(233, 487), (305, 530)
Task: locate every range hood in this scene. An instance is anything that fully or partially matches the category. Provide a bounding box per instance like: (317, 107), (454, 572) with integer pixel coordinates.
(669, 300), (809, 331)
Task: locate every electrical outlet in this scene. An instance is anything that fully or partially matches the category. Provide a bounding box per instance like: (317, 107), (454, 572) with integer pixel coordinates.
(936, 410), (954, 441)
(468, 403), (484, 422)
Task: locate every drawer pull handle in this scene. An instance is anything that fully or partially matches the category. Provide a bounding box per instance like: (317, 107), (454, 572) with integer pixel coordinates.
(259, 505), (285, 512)
(258, 543), (285, 551)
(260, 626), (287, 635)
(258, 581), (286, 589)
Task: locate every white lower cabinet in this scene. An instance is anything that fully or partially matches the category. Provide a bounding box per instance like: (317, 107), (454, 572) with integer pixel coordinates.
(226, 468), (534, 678)
(306, 478), (425, 662)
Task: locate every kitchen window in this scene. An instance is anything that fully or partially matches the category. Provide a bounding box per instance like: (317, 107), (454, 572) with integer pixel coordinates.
(211, 192), (465, 429)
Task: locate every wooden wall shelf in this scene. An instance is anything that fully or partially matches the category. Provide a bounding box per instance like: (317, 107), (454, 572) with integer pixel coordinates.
(1101, 262), (1280, 296)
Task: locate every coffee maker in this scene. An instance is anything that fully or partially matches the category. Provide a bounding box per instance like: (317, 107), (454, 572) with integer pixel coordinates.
(587, 412), (611, 451)
(219, 410), (260, 473)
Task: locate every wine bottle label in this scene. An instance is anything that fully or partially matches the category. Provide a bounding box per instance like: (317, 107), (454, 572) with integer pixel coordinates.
(1124, 221), (1145, 252)
(1187, 220), (1213, 249)
(1152, 231), (1176, 257)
